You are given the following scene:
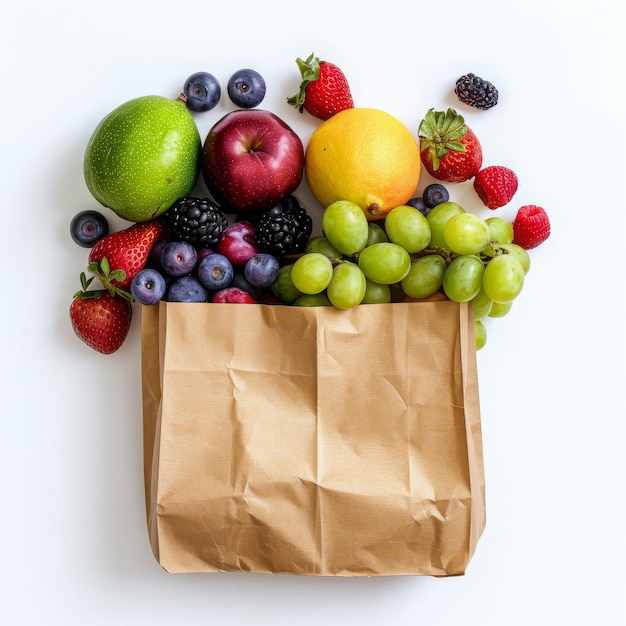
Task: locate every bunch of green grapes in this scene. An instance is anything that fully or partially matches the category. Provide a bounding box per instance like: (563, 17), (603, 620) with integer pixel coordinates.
(270, 199), (531, 350)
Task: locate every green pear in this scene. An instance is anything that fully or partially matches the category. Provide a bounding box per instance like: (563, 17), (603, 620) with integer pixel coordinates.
(84, 95), (201, 222)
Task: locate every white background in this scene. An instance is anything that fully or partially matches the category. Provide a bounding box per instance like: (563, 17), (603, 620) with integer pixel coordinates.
(1, 1), (625, 624)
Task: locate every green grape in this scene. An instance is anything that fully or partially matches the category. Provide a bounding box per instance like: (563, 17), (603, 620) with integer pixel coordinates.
(443, 212), (490, 255)
(483, 254), (525, 303)
(471, 286), (493, 321)
(474, 320), (487, 350)
(291, 252), (334, 294)
(442, 254), (484, 302)
(400, 254), (446, 299)
(357, 242), (411, 284)
(362, 279), (392, 304)
(501, 243), (531, 274)
(366, 222), (389, 246)
(294, 293), (332, 307)
(384, 205), (431, 253)
(305, 235), (343, 261)
(326, 262), (367, 309)
(270, 264), (304, 303)
(321, 200), (369, 255)
(485, 216), (514, 245)
(426, 201), (465, 249)
(489, 301), (513, 317)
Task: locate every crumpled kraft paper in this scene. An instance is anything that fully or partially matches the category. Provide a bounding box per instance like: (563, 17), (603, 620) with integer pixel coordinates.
(141, 300), (485, 577)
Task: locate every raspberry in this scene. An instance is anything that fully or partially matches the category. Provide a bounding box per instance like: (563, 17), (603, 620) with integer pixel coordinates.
(473, 166), (518, 209)
(455, 73), (499, 111)
(513, 205), (551, 249)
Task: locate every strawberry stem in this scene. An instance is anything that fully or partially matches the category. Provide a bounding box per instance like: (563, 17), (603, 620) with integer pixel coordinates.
(287, 52), (322, 111)
(86, 258), (134, 303)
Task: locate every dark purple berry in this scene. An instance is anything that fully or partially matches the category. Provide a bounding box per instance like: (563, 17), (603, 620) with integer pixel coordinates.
(405, 197), (430, 217)
(70, 210), (109, 248)
(183, 72), (221, 112)
(160, 241), (198, 277)
(130, 268), (167, 305)
(423, 184), (450, 208)
(197, 253), (234, 291)
(166, 275), (209, 302)
(227, 68), (266, 108)
(231, 272), (264, 300)
(244, 253), (279, 288)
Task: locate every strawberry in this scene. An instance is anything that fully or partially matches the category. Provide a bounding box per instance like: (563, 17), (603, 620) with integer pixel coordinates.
(69, 271), (132, 355)
(417, 108), (483, 183)
(473, 165), (519, 209)
(287, 53), (354, 121)
(513, 205), (551, 249)
(88, 218), (165, 289)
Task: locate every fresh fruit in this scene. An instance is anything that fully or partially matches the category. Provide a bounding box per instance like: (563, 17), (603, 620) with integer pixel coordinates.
(482, 254), (525, 303)
(471, 287), (493, 321)
(167, 275), (210, 302)
(418, 108), (483, 183)
(270, 264), (304, 304)
(442, 255), (484, 302)
(244, 253), (280, 288)
(366, 223), (389, 246)
(326, 262), (366, 309)
(88, 218), (166, 289)
(362, 280), (392, 304)
(165, 197), (228, 247)
(197, 253), (234, 291)
(255, 199), (313, 256)
(321, 200), (369, 256)
(160, 241), (198, 277)
(405, 197), (430, 217)
(84, 95), (201, 222)
(291, 252), (334, 294)
(227, 68), (266, 108)
(305, 236), (343, 261)
(217, 221), (260, 266)
(501, 243), (531, 274)
(513, 205), (551, 249)
(357, 243), (411, 285)
(69, 272), (132, 354)
(489, 301), (513, 318)
(70, 210), (109, 248)
(201, 109), (304, 213)
(422, 183), (450, 208)
(401, 254), (447, 300)
(182, 71), (221, 112)
(485, 216), (514, 246)
(130, 268), (167, 305)
(474, 320), (487, 350)
(455, 73), (499, 111)
(443, 213), (491, 255)
(305, 108), (421, 219)
(294, 293), (332, 307)
(212, 287), (258, 303)
(287, 52), (354, 121)
(426, 201), (465, 249)
(473, 165), (519, 209)
(384, 205), (431, 254)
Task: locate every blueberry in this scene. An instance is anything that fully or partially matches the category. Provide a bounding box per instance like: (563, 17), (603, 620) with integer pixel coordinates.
(423, 184), (450, 208)
(70, 210), (109, 247)
(405, 197), (430, 217)
(166, 275), (209, 302)
(160, 241), (198, 277)
(244, 253), (279, 288)
(130, 268), (167, 305)
(227, 68), (266, 108)
(183, 71), (221, 112)
(197, 253), (234, 291)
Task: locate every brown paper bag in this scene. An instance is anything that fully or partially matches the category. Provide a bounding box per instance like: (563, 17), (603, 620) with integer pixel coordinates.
(141, 300), (485, 577)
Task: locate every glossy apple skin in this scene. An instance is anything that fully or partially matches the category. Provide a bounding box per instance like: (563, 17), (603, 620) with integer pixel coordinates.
(201, 109), (304, 213)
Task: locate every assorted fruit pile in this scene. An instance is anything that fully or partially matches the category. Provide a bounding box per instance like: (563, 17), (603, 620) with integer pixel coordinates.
(69, 55), (550, 354)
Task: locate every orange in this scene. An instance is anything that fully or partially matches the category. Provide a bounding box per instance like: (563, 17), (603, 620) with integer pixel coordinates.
(305, 107), (421, 220)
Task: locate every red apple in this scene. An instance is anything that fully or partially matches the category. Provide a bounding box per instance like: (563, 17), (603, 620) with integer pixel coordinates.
(212, 287), (258, 304)
(217, 221), (260, 266)
(201, 109), (304, 213)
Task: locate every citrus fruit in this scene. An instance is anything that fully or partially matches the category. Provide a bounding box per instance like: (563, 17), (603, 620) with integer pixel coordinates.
(84, 95), (201, 222)
(304, 107), (421, 220)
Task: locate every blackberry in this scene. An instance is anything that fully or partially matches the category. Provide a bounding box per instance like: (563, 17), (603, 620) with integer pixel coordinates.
(166, 197), (228, 247)
(256, 202), (313, 256)
(455, 73), (499, 111)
